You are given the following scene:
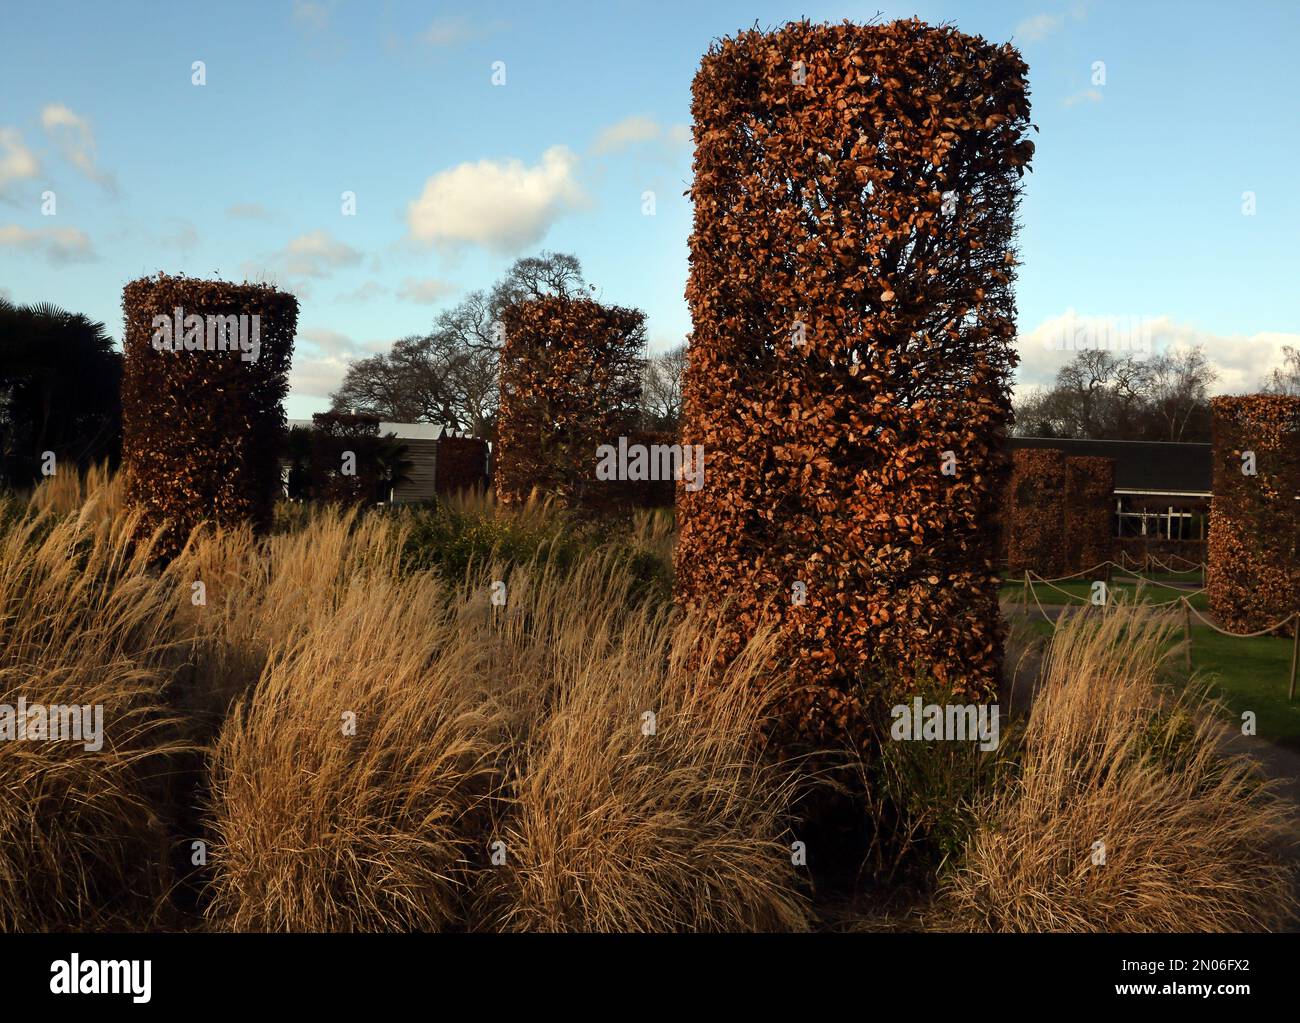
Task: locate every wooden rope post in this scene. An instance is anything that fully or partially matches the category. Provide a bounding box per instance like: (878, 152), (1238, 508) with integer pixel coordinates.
(1289, 613), (1299, 702)
(1023, 570), (1030, 611)
(1183, 598), (1193, 675)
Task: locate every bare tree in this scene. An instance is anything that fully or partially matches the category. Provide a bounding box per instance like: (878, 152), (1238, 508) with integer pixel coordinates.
(640, 342), (688, 430)
(496, 251), (586, 305)
(330, 333), (498, 436)
(1146, 347), (1216, 441)
(1262, 345), (1300, 396)
(328, 251), (589, 437)
(435, 250), (590, 355)
(1012, 346), (1215, 442)
(1051, 350), (1149, 438)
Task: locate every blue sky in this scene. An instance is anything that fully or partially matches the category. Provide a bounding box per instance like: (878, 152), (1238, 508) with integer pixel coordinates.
(2, 0), (1297, 418)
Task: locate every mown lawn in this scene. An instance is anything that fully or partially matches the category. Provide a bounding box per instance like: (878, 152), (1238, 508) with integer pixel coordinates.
(1117, 570), (1204, 586)
(1015, 614), (1300, 749)
(1187, 625), (1300, 750)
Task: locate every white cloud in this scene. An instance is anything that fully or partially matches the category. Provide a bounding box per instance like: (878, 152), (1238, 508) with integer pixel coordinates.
(0, 128), (39, 195)
(1193, 331), (1300, 395)
(421, 16), (473, 47)
(406, 146), (584, 254)
(41, 103), (116, 193)
(417, 14), (509, 49)
(337, 280), (389, 303)
(1015, 310), (1300, 396)
(226, 202), (272, 220)
(289, 354), (349, 399)
(1063, 88), (1103, 107)
(396, 277), (457, 304)
(292, 0), (332, 32)
(593, 115), (660, 154)
(1014, 13), (1065, 42)
(291, 327), (387, 398)
(0, 223), (95, 264)
(279, 229), (362, 278)
(591, 115), (691, 155)
(299, 327), (360, 357)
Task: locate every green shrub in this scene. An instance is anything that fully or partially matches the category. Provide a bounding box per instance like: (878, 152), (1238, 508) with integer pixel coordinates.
(859, 675), (1020, 886)
(397, 501), (671, 604)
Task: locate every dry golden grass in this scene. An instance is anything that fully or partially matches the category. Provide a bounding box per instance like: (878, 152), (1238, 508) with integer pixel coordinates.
(470, 555), (810, 932)
(935, 604), (1300, 932)
(0, 492), (192, 931)
(22, 462), (124, 518)
(202, 568), (504, 931)
(202, 541), (810, 931)
(163, 506), (409, 724)
(7, 470), (1298, 934)
(440, 483), (557, 531)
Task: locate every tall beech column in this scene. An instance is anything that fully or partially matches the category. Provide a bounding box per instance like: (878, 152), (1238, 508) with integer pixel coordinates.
(675, 20), (1034, 745)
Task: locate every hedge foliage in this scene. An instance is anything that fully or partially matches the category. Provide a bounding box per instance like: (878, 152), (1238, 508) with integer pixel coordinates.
(1064, 455), (1116, 573)
(1004, 449), (1068, 577)
(121, 274), (296, 558)
(434, 436), (489, 496)
(495, 296), (645, 510)
(673, 19), (1034, 746)
(600, 429), (679, 510)
(1209, 395), (1300, 634)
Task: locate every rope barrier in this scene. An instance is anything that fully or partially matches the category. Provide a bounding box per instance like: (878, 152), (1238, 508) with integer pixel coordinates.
(1026, 575), (1059, 625)
(1014, 559), (1204, 587)
(1160, 552), (1207, 571)
(1181, 600), (1297, 639)
(1025, 560), (1115, 584)
(1147, 589), (1207, 606)
(1015, 581), (1290, 633)
(1116, 549), (1207, 573)
(1010, 587), (1298, 703)
(1146, 556), (1205, 575)
(1025, 571), (1091, 602)
(1022, 569), (1207, 607)
(1117, 550), (1147, 572)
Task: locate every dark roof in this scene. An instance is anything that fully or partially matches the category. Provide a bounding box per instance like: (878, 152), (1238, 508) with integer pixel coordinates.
(1007, 437), (1212, 494)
